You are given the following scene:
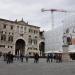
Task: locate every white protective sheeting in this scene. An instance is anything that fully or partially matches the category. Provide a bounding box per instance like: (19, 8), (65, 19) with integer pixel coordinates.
(68, 45), (75, 53)
(44, 14), (75, 53)
(44, 25), (63, 53)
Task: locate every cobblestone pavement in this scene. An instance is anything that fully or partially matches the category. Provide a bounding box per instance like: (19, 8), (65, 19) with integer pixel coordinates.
(0, 57), (75, 75)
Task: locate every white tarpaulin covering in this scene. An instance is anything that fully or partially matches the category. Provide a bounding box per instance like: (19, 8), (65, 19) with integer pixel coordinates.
(68, 45), (75, 53)
(44, 14), (75, 53)
(44, 25), (63, 53)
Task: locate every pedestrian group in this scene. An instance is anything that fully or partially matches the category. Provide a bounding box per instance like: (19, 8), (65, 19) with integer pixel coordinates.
(0, 51), (62, 64)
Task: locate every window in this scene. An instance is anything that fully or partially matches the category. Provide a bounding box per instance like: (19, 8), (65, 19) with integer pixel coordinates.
(21, 26), (23, 29)
(34, 30), (36, 34)
(20, 34), (23, 37)
(35, 30), (38, 34)
(29, 52), (31, 55)
(17, 26), (19, 32)
(10, 26), (13, 30)
(12, 33), (14, 35)
(9, 32), (10, 35)
(29, 29), (31, 32)
(1, 31), (3, 34)
(33, 48), (37, 50)
(5, 32), (6, 34)
(34, 30), (38, 34)
(20, 26), (23, 33)
(8, 46), (12, 48)
(1, 34), (6, 41)
(3, 24), (6, 29)
(8, 36), (13, 42)
(35, 36), (37, 38)
(1, 31), (6, 34)
(34, 39), (37, 45)
(0, 45), (5, 47)
(11, 46), (12, 48)
(29, 35), (31, 37)
(28, 39), (32, 44)
(34, 36), (37, 45)
(1, 35), (3, 40)
(28, 47), (32, 50)
(28, 37), (32, 45)
(8, 46), (9, 48)
(24, 27), (26, 32)
(17, 26), (19, 28)
(29, 29), (33, 33)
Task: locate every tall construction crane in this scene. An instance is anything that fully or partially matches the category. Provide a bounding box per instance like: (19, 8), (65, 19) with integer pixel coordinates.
(41, 8), (67, 29)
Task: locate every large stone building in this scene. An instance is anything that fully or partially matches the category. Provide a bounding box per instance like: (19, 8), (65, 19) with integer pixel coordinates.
(0, 18), (45, 56)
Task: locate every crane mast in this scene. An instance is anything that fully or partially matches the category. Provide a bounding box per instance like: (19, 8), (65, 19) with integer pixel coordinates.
(41, 8), (67, 29)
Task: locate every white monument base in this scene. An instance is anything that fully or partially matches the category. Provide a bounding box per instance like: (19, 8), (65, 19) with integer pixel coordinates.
(62, 53), (71, 62)
(62, 45), (71, 62)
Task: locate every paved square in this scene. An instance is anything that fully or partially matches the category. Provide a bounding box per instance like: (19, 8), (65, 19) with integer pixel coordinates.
(0, 58), (75, 75)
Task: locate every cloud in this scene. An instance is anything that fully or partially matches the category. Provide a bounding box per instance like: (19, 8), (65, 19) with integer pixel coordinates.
(0, 0), (75, 30)
(64, 0), (75, 5)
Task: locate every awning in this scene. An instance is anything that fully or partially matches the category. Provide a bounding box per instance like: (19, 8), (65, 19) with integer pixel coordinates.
(45, 50), (63, 54)
(68, 50), (75, 53)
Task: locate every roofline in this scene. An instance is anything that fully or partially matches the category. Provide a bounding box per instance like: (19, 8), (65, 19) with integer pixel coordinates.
(0, 18), (40, 28)
(0, 18), (15, 23)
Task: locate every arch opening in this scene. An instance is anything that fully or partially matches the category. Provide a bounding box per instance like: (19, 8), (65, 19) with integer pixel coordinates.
(15, 39), (25, 55)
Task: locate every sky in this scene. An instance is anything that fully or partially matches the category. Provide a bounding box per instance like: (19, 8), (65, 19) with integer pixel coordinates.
(0, 0), (75, 31)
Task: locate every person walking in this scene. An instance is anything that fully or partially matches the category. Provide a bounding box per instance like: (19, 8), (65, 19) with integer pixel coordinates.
(50, 53), (53, 62)
(26, 53), (29, 63)
(46, 54), (50, 63)
(20, 54), (24, 62)
(7, 51), (11, 64)
(34, 53), (39, 63)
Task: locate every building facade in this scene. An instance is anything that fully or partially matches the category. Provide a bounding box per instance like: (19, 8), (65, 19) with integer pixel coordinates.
(0, 18), (45, 56)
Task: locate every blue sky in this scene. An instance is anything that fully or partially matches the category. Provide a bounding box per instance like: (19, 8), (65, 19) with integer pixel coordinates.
(0, 0), (75, 30)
